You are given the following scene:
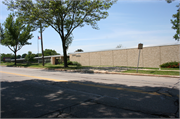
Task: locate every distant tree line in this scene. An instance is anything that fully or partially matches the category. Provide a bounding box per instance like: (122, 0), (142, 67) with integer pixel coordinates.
(1, 49), (60, 61)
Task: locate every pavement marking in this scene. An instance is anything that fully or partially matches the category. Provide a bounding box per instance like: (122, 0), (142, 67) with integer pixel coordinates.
(0, 71), (68, 82)
(0, 71), (178, 97)
(71, 82), (174, 97)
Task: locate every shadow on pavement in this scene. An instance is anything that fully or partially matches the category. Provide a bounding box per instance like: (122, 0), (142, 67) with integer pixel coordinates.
(1, 78), (179, 118)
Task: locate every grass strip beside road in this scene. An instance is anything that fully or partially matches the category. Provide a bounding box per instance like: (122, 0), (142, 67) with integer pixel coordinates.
(0, 62), (81, 70)
(1, 62), (179, 76)
(122, 70), (180, 76)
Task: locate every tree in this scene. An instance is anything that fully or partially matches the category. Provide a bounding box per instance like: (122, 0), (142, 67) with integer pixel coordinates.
(166, 0), (180, 41)
(0, 23), (5, 41)
(166, 0), (175, 3)
(43, 49), (60, 56)
(171, 6), (179, 41)
(3, 0), (117, 67)
(116, 44), (122, 48)
(75, 49), (84, 52)
(0, 13), (33, 65)
(16, 55), (21, 59)
(0, 53), (12, 61)
(25, 51), (35, 64)
(21, 53), (27, 58)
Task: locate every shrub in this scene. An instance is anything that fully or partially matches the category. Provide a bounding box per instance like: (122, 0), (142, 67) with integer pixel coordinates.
(72, 61), (81, 67)
(67, 60), (73, 65)
(62, 61), (81, 66)
(160, 61), (179, 68)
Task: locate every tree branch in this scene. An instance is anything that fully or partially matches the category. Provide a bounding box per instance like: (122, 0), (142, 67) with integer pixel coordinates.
(7, 45), (15, 52)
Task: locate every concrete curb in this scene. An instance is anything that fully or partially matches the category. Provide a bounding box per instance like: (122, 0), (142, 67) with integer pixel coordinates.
(1, 65), (180, 78)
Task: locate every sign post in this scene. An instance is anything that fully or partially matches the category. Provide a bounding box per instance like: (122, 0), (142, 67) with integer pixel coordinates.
(137, 43), (143, 73)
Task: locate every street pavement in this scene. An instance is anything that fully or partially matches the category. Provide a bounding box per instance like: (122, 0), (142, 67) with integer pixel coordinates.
(0, 66), (179, 118)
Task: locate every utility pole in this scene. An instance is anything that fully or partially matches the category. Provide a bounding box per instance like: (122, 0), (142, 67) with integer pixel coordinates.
(40, 21), (44, 66)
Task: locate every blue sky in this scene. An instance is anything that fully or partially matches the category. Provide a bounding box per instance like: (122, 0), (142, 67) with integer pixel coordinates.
(0, 0), (180, 55)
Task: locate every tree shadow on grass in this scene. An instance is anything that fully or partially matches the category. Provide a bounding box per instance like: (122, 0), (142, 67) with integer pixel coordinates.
(1, 78), (179, 118)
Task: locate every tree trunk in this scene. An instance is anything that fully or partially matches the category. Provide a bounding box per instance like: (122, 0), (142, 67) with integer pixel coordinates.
(62, 39), (68, 68)
(14, 51), (16, 65)
(40, 22), (44, 66)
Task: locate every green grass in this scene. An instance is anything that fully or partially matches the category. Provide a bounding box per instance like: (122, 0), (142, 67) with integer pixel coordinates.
(0, 62), (81, 70)
(122, 70), (180, 76)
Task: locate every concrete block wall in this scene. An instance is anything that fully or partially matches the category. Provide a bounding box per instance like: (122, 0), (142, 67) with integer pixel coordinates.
(70, 44), (180, 68)
(79, 53), (90, 66)
(127, 48), (143, 67)
(89, 52), (101, 66)
(143, 47), (160, 68)
(160, 45), (180, 64)
(100, 51), (113, 66)
(113, 49), (127, 66)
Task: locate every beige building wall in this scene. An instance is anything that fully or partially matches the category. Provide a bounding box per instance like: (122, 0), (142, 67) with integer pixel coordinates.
(113, 49), (127, 66)
(51, 57), (56, 65)
(79, 53), (90, 66)
(160, 45), (180, 64)
(127, 49), (143, 67)
(70, 54), (81, 63)
(143, 47), (160, 68)
(69, 44), (180, 68)
(89, 52), (101, 66)
(100, 51), (113, 66)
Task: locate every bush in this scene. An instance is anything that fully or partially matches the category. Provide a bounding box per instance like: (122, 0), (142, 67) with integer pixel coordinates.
(62, 61), (81, 66)
(67, 60), (73, 65)
(72, 61), (81, 67)
(160, 61), (179, 68)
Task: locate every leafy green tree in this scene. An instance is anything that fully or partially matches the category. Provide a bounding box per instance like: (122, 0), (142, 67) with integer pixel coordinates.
(75, 49), (84, 52)
(25, 51), (35, 64)
(3, 0), (117, 67)
(0, 13), (33, 65)
(1, 53), (11, 61)
(43, 49), (60, 56)
(0, 23), (5, 41)
(171, 6), (179, 41)
(16, 55), (21, 59)
(0, 53), (15, 61)
(166, 0), (179, 41)
(21, 53), (27, 58)
(34, 53), (39, 57)
(166, 0), (175, 3)
(10, 54), (14, 59)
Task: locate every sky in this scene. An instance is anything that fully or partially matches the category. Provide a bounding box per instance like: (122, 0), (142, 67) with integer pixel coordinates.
(0, 0), (180, 56)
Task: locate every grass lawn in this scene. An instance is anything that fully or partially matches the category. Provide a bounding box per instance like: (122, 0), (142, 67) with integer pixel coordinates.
(0, 62), (81, 70)
(122, 70), (180, 76)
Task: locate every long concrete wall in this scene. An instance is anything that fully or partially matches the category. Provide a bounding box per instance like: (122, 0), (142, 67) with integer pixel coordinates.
(70, 44), (180, 68)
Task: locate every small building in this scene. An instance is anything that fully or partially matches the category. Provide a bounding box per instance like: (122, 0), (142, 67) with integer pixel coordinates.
(10, 55), (69, 65)
(3, 57), (11, 62)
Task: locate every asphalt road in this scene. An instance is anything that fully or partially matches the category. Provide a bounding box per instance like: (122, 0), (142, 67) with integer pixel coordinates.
(0, 66), (179, 118)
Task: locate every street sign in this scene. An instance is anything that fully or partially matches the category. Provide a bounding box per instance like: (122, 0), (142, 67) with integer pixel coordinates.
(137, 43), (143, 73)
(138, 43), (143, 49)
